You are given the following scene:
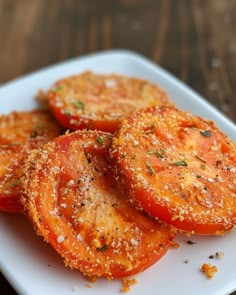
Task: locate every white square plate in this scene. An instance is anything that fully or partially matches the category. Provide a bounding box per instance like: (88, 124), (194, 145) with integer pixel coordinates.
(0, 50), (235, 295)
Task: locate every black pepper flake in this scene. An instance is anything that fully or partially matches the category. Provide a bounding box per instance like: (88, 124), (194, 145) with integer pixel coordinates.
(187, 240), (197, 245)
(96, 244), (108, 252)
(30, 131), (38, 138)
(209, 255), (214, 259)
(84, 151), (92, 163)
(216, 160), (222, 167)
(200, 130), (212, 137)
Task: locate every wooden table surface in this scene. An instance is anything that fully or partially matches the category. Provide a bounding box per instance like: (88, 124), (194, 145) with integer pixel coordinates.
(0, 0), (235, 294)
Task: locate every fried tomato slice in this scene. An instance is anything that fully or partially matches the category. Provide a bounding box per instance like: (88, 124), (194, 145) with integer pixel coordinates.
(47, 71), (173, 133)
(109, 106), (236, 235)
(21, 130), (175, 279)
(0, 110), (61, 213)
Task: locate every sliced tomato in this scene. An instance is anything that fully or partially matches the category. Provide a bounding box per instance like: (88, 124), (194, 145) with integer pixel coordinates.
(21, 130), (175, 279)
(47, 71), (173, 133)
(109, 106), (236, 235)
(0, 110), (61, 213)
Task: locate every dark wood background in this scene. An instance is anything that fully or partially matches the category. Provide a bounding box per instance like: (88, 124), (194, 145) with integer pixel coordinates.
(0, 0), (235, 294)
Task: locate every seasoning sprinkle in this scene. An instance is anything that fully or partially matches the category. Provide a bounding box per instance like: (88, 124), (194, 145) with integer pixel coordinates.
(146, 161), (155, 175)
(187, 240), (197, 245)
(131, 154), (136, 160)
(200, 130), (212, 137)
(172, 160), (187, 167)
(96, 244), (108, 252)
(53, 85), (64, 92)
(150, 124), (155, 130)
(195, 155), (206, 163)
(64, 110), (72, 117)
(148, 150), (164, 158)
(96, 136), (104, 145)
(73, 100), (85, 110)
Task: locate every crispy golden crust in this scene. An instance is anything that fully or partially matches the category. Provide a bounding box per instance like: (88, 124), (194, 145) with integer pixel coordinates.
(109, 106), (236, 234)
(21, 130), (175, 279)
(47, 71), (173, 132)
(0, 110), (61, 212)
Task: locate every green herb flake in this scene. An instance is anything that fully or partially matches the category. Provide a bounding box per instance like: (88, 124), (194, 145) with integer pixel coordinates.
(96, 136), (104, 145)
(53, 85), (64, 92)
(146, 161), (155, 175)
(122, 152), (127, 158)
(172, 160), (187, 167)
(201, 164), (206, 170)
(64, 110), (72, 117)
(148, 150), (164, 158)
(200, 130), (212, 137)
(73, 100), (85, 110)
(8, 180), (20, 187)
(131, 154), (136, 160)
(96, 244), (108, 252)
(195, 155), (206, 163)
(150, 124), (155, 130)
(87, 122), (93, 130)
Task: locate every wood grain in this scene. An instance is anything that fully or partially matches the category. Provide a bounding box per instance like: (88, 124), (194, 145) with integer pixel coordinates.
(0, 0), (235, 294)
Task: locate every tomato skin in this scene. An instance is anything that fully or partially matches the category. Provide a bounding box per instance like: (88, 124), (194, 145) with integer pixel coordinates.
(133, 187), (233, 235)
(50, 102), (119, 133)
(109, 106), (236, 235)
(0, 192), (23, 213)
(21, 130), (175, 279)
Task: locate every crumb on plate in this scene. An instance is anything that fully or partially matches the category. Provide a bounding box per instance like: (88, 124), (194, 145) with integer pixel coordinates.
(201, 263), (218, 279)
(121, 278), (137, 292)
(170, 240), (180, 250)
